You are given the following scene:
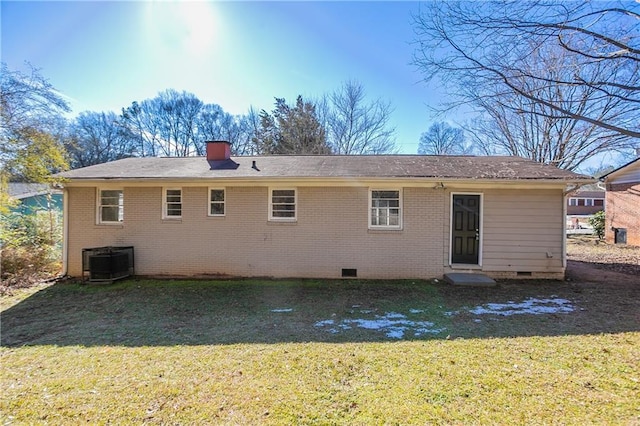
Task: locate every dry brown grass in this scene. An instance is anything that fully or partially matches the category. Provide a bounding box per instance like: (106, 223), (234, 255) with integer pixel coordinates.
(566, 235), (640, 276)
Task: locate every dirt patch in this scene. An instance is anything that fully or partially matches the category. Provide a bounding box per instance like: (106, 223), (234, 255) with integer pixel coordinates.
(566, 235), (639, 283)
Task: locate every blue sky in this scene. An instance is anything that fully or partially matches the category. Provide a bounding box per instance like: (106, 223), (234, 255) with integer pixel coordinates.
(1, 1), (452, 154)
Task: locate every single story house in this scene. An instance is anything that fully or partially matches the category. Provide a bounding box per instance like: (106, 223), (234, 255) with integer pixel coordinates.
(565, 184), (605, 231)
(7, 182), (63, 215)
(566, 186), (605, 216)
(600, 157), (640, 246)
(58, 141), (592, 280)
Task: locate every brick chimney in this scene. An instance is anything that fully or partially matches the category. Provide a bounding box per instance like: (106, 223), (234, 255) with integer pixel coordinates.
(206, 141), (231, 161)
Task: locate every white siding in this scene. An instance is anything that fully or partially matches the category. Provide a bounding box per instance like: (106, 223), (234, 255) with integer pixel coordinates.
(481, 189), (564, 273)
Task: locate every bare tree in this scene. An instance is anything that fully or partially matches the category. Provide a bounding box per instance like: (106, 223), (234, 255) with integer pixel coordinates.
(412, 1), (639, 163)
(238, 106), (264, 155)
(155, 89), (203, 157)
(121, 90), (258, 157)
(66, 111), (137, 168)
(462, 42), (631, 170)
(121, 100), (164, 157)
(325, 81), (397, 154)
(1, 62), (69, 136)
(418, 122), (469, 155)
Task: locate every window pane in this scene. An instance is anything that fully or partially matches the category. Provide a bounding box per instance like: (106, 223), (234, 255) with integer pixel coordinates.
(273, 210), (295, 218)
(166, 189), (181, 204)
(101, 190), (121, 203)
(101, 206), (119, 222)
(594, 199), (604, 206)
(272, 196), (295, 204)
(273, 190), (294, 197)
(372, 190), (398, 199)
(210, 203), (224, 215)
(210, 190), (224, 202)
(167, 205), (182, 216)
(389, 213), (399, 226)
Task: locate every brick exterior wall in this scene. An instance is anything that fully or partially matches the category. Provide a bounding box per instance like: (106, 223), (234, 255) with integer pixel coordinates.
(566, 191), (605, 216)
(566, 204), (604, 216)
(66, 185), (566, 280)
(605, 182), (640, 246)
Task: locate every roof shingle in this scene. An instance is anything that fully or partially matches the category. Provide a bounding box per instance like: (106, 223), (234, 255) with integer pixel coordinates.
(58, 155), (591, 181)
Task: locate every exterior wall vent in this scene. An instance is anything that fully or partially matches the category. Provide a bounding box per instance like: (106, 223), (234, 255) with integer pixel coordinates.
(342, 268), (357, 278)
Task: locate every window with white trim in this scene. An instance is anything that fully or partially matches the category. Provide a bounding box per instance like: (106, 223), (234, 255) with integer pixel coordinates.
(269, 189), (296, 221)
(163, 188), (182, 219)
(209, 188), (225, 216)
(569, 198), (578, 206)
(98, 189), (123, 224)
(370, 189), (401, 229)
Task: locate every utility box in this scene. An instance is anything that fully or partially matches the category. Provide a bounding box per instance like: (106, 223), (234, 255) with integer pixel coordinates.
(614, 228), (627, 244)
(82, 246), (134, 283)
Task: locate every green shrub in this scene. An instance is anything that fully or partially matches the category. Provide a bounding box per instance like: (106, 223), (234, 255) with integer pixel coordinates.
(1, 209), (62, 290)
(588, 211), (606, 240)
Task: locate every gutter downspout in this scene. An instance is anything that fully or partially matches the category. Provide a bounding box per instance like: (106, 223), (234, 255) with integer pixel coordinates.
(62, 187), (69, 276)
(562, 188), (568, 273)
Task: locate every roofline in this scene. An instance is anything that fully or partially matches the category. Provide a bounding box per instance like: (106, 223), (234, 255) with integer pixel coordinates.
(59, 176), (596, 188)
(600, 157), (640, 181)
(10, 189), (63, 199)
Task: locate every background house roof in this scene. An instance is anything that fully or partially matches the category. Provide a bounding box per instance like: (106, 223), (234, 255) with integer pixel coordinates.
(568, 183), (605, 196)
(8, 183), (61, 199)
(58, 155), (591, 182)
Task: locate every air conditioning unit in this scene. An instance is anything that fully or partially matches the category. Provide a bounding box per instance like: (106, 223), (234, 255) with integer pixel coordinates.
(82, 246), (134, 283)
(89, 251), (129, 281)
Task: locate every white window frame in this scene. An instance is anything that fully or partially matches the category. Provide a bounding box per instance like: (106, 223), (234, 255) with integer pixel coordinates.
(163, 188), (182, 219)
(97, 188), (123, 224)
(208, 188), (225, 217)
(368, 188), (402, 230)
(568, 198), (578, 206)
(269, 188), (297, 222)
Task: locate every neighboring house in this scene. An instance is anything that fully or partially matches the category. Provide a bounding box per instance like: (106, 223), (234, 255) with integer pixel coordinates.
(566, 186), (605, 216)
(600, 158), (640, 246)
(7, 183), (63, 215)
(58, 141), (592, 280)
(565, 184), (605, 231)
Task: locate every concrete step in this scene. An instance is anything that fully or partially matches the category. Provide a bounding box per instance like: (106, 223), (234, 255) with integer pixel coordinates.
(444, 273), (497, 287)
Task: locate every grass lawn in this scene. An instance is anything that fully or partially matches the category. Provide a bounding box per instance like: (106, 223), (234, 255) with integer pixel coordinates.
(2, 274), (639, 424)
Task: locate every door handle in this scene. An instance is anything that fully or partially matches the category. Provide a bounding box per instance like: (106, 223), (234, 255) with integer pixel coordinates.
(475, 229), (480, 241)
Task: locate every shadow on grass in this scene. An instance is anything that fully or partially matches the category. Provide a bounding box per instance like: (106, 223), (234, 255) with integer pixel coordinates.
(580, 261), (640, 276)
(2, 275), (639, 347)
